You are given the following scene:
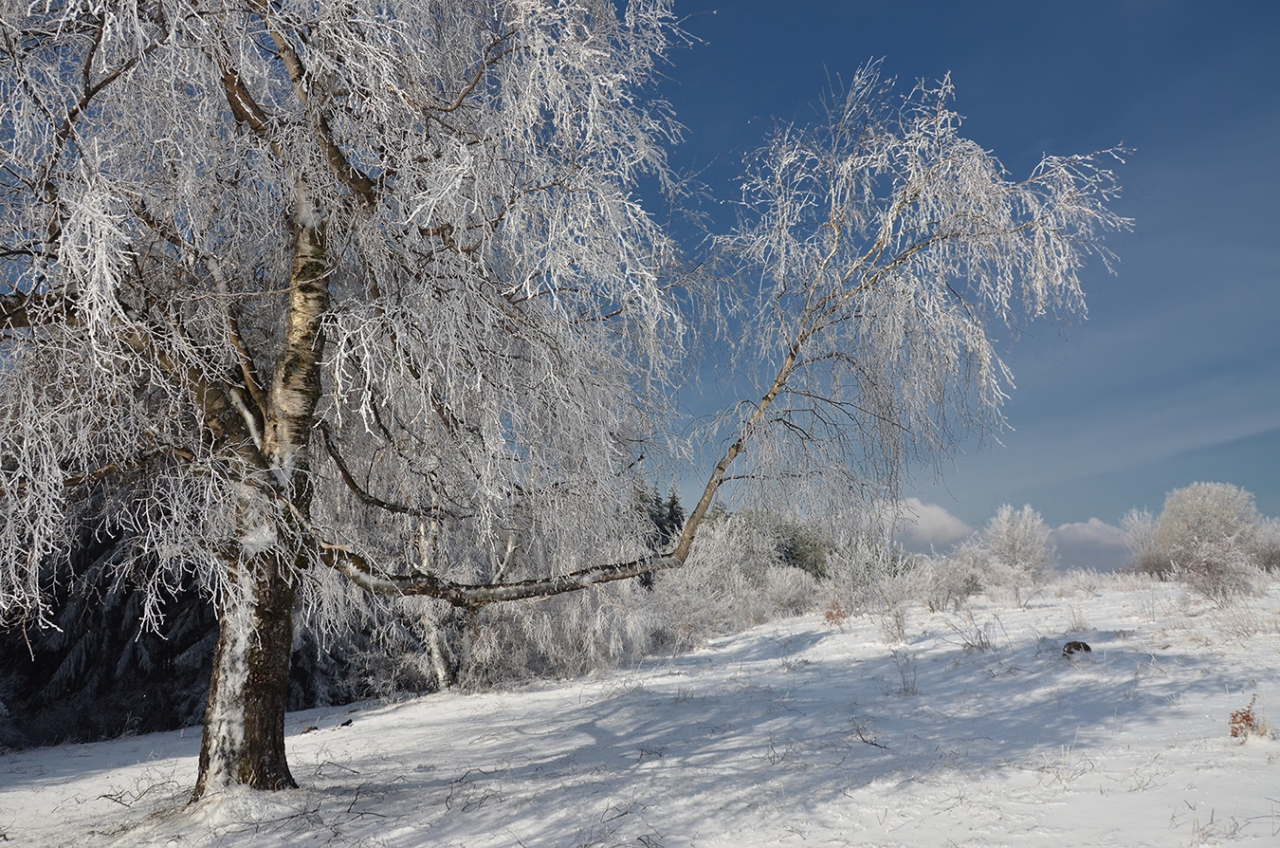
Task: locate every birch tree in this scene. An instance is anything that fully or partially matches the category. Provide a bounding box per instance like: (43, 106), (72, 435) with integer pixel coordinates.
(0, 0), (681, 797)
(708, 68), (1126, 519)
(0, 2), (1126, 800)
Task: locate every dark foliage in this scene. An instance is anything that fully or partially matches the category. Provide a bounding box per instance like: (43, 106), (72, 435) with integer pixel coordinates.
(0, 530), (216, 748)
(638, 486), (685, 590)
(775, 521), (832, 580)
(0, 531), (365, 750)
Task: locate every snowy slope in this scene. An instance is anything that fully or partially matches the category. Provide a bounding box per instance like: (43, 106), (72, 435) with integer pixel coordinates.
(2, 573), (1278, 847)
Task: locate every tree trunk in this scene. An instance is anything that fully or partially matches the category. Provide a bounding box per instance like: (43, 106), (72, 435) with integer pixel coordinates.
(193, 555), (298, 799)
(189, 188), (328, 800)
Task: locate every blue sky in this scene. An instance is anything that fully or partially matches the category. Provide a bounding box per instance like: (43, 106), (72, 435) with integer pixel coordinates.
(653, 1), (1280, 562)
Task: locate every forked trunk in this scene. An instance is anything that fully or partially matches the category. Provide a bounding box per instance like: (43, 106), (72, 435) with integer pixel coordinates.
(193, 555), (298, 799)
(190, 192), (328, 800)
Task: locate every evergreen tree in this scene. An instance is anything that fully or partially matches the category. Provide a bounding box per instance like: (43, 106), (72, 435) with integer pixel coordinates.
(637, 485), (685, 589)
(662, 488), (687, 548)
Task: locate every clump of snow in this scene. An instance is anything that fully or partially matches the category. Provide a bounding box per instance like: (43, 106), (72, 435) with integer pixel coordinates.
(3, 572), (1278, 847)
(236, 523), (277, 557)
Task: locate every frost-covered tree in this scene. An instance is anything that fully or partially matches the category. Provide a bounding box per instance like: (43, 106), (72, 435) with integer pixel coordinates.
(704, 67), (1126, 523)
(0, 3), (1124, 799)
(905, 504), (1052, 611)
(976, 503), (1054, 604)
(1154, 482), (1260, 558)
(1137, 482), (1268, 597)
(1120, 507), (1167, 576)
(982, 504), (1055, 582)
(0, 0), (680, 797)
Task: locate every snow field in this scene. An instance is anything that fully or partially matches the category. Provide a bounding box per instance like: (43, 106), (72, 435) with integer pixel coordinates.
(2, 573), (1278, 847)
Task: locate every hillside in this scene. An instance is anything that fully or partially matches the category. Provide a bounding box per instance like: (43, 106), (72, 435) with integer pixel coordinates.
(3, 572), (1278, 847)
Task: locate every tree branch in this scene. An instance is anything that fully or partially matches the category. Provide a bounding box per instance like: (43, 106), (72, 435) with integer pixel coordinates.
(318, 421), (445, 519)
(247, 0), (377, 206)
(217, 61), (274, 141)
(131, 201), (271, 417)
(0, 291), (77, 330)
(0, 445), (196, 500)
(320, 543), (682, 608)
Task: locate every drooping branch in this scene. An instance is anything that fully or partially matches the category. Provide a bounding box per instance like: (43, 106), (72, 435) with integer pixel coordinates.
(0, 445), (196, 500)
(317, 420), (446, 519)
(130, 201), (271, 418)
(318, 330), (804, 609)
(428, 29), (518, 115)
(34, 15), (162, 250)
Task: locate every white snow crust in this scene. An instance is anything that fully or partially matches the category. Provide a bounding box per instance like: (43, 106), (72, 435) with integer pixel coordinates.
(3, 574), (1278, 847)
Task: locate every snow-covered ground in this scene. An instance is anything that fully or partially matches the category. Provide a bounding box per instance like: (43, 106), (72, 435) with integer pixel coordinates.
(3, 573), (1278, 847)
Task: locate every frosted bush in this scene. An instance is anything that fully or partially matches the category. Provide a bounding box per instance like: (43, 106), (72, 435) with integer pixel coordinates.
(916, 505), (1054, 609)
(1109, 568), (1163, 592)
(650, 513), (821, 651)
(1121, 508), (1171, 577)
(1171, 537), (1266, 603)
(461, 583), (666, 689)
(1124, 483), (1273, 597)
(1052, 568), (1102, 598)
(1155, 483), (1259, 558)
(983, 504), (1055, 587)
(355, 510), (829, 690)
(916, 544), (985, 612)
(1251, 518), (1280, 572)
(820, 532), (912, 616)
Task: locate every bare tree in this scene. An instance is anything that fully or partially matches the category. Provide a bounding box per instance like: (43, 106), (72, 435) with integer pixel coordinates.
(982, 505), (1055, 582)
(0, 3), (1125, 801)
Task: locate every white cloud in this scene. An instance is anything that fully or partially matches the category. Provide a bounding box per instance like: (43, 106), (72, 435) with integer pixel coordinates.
(1053, 517), (1126, 547)
(894, 498), (973, 551)
(1052, 518), (1127, 570)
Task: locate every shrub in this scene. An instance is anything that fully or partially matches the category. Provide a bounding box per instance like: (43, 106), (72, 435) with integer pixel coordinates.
(1132, 483), (1271, 599)
(1229, 695), (1263, 739)
(822, 599), (848, 627)
(1252, 518), (1280, 572)
(1154, 482), (1259, 559)
(892, 505), (1053, 611)
(983, 504), (1056, 584)
(1172, 537), (1264, 602)
(1120, 508), (1171, 578)
(918, 542), (985, 612)
(949, 504), (1055, 606)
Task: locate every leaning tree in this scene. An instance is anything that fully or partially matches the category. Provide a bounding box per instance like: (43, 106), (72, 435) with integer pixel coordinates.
(0, 1), (1125, 798)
